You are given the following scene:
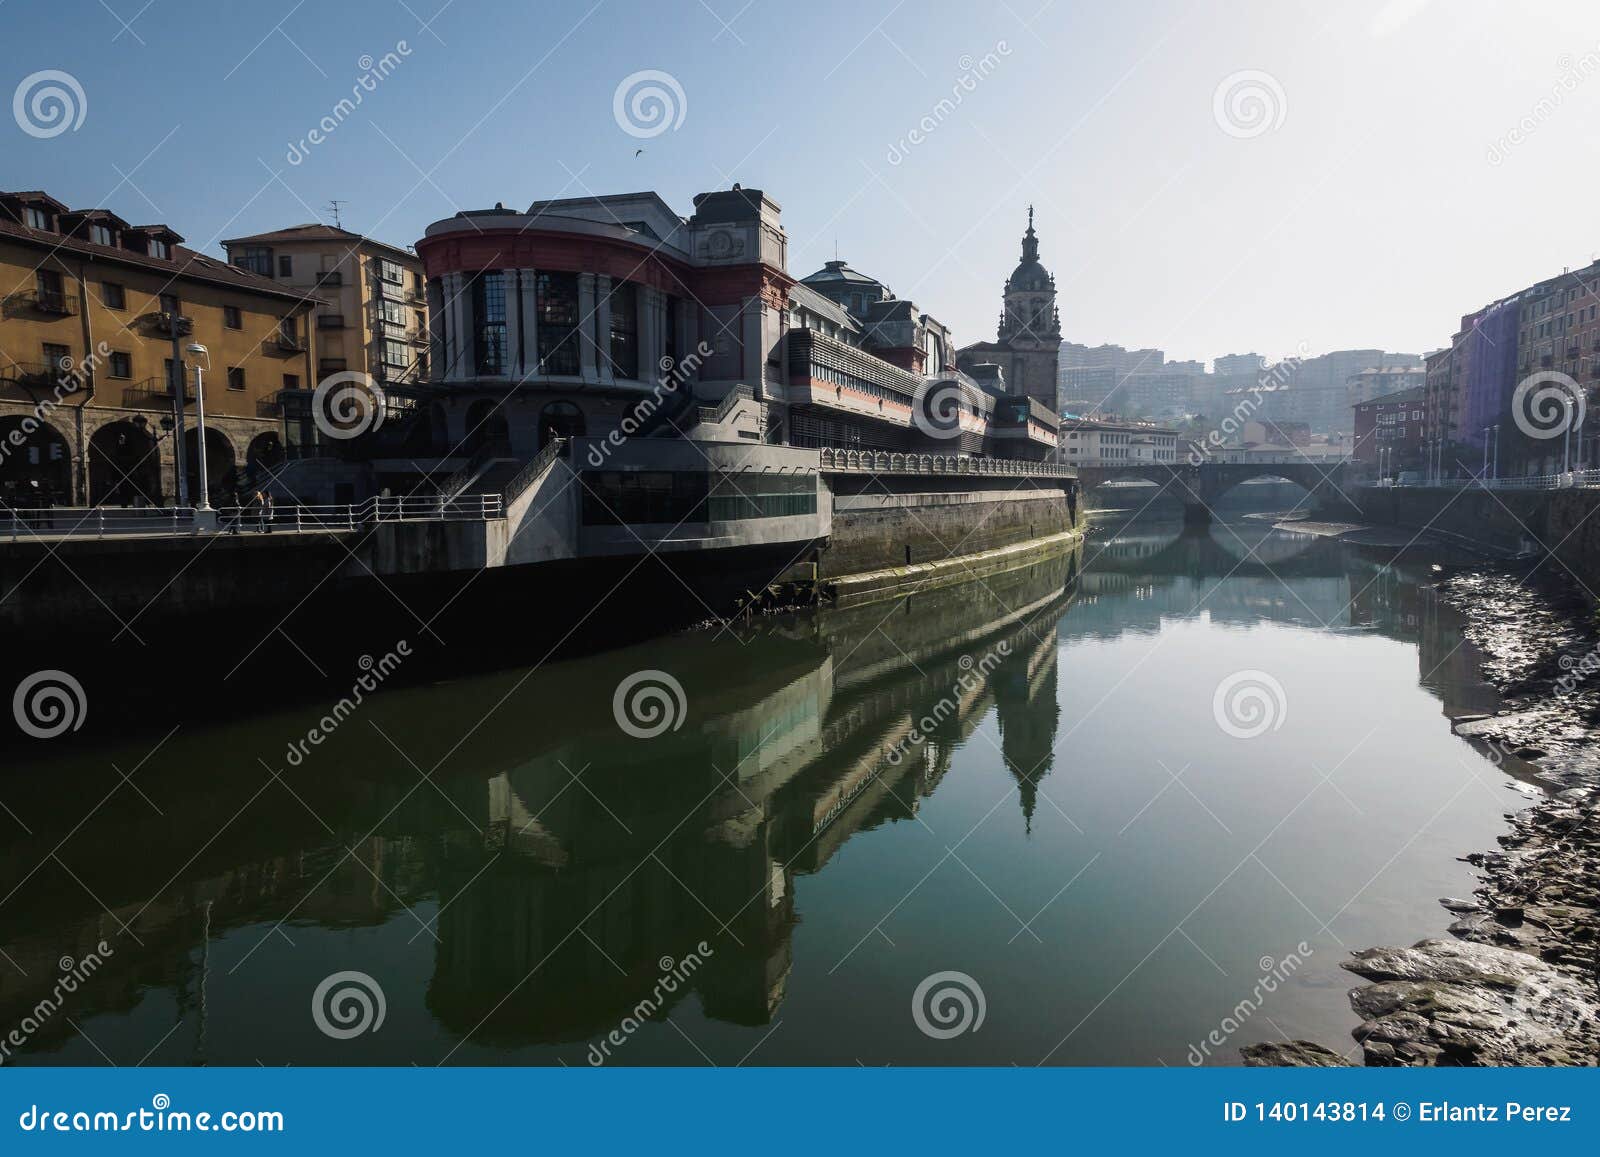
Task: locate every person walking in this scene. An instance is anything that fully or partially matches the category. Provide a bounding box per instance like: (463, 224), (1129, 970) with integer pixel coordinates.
(263, 488), (274, 533)
(253, 488), (268, 533)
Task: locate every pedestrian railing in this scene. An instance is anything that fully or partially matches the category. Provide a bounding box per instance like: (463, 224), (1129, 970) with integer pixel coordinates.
(816, 446), (1076, 478)
(2, 494), (504, 541)
(2, 506), (198, 540)
(1383, 470), (1600, 491)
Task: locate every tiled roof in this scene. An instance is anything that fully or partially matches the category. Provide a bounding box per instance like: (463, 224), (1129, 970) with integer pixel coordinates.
(222, 222), (418, 262)
(0, 214), (311, 303)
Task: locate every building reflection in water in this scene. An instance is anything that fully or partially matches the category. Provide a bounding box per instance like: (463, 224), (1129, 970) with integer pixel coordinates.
(0, 517), (1511, 1060)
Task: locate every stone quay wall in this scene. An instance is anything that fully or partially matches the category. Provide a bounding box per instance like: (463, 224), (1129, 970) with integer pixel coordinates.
(1357, 484), (1600, 572)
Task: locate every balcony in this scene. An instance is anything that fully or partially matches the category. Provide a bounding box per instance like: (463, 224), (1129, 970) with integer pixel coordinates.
(316, 314), (346, 330)
(4, 361), (84, 393)
(315, 271), (344, 288)
(152, 311), (193, 336)
(275, 331), (305, 353)
(120, 378), (176, 408)
(10, 289), (78, 317)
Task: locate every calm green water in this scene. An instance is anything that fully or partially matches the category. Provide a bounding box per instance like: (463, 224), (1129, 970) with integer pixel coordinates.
(0, 518), (1534, 1066)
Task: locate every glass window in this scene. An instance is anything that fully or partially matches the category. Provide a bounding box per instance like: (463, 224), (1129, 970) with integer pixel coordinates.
(234, 246), (272, 276)
(383, 339), (410, 367)
(277, 254), (292, 277)
(470, 270), (506, 375)
(536, 271), (580, 376)
(103, 281), (126, 309)
(35, 269), (64, 309)
(148, 239), (171, 259)
(89, 224), (113, 246)
(608, 280), (638, 379)
(223, 305), (242, 329)
(379, 259), (404, 285)
(109, 351), (132, 378)
(227, 367), (246, 390)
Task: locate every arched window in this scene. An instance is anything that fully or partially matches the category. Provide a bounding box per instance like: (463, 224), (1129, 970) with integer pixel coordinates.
(539, 401), (585, 448)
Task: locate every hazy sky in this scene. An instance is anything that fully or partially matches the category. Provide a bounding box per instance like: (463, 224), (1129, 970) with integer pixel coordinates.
(8, 0), (1600, 368)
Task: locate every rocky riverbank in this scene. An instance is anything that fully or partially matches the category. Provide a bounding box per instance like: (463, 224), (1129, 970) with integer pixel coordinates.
(1246, 566), (1600, 1067)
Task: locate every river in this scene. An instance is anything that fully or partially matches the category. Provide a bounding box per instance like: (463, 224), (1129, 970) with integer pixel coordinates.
(0, 515), (1540, 1066)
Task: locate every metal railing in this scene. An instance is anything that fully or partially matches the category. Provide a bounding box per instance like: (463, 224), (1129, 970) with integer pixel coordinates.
(1374, 470), (1600, 491)
(2, 494), (503, 541)
(503, 437), (568, 505)
(816, 446), (1076, 478)
(696, 383), (755, 425)
(1477, 470), (1600, 490)
(3, 506), (197, 539)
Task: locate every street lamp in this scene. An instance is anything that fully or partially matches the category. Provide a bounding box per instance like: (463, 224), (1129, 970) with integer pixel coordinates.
(186, 342), (212, 512)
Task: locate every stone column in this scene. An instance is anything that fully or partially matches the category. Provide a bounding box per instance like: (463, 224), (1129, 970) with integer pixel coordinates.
(640, 286), (665, 386)
(504, 271), (522, 381)
(426, 279), (446, 381)
(595, 275), (615, 386)
(740, 295), (763, 387)
(517, 269), (539, 377)
(442, 272), (470, 381)
(577, 273), (599, 383)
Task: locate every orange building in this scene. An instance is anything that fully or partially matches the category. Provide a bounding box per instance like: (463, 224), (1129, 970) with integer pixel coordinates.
(0, 190), (316, 506)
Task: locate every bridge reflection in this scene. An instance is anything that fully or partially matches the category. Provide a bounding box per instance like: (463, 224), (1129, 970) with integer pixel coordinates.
(0, 519), (1510, 1061)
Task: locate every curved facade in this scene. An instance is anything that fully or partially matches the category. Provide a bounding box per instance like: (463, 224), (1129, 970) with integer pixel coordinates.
(412, 188), (791, 457)
(410, 185), (1058, 468)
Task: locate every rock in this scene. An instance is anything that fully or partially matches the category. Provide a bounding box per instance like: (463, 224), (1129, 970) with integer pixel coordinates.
(1440, 897), (1482, 914)
(1240, 1040), (1348, 1067)
(1339, 939), (1598, 1066)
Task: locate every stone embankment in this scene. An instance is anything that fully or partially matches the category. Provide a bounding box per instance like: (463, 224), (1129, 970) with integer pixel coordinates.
(1246, 568), (1600, 1067)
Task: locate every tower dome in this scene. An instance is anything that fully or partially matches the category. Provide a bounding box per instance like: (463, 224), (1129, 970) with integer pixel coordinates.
(1005, 205), (1053, 294)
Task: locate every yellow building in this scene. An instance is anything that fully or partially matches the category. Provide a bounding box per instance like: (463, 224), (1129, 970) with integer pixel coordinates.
(222, 224), (427, 448)
(0, 190), (317, 506)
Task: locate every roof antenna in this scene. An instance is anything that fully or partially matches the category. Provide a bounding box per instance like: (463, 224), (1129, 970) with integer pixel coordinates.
(326, 199), (345, 229)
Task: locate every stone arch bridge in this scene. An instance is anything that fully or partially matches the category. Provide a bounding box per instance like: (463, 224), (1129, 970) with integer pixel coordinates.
(1076, 460), (1357, 522)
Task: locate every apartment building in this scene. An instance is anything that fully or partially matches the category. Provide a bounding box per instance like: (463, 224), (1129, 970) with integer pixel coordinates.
(0, 190), (315, 506)
(223, 224), (429, 396)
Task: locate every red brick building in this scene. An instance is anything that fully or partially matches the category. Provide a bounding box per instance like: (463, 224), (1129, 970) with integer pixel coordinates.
(1353, 386), (1425, 476)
